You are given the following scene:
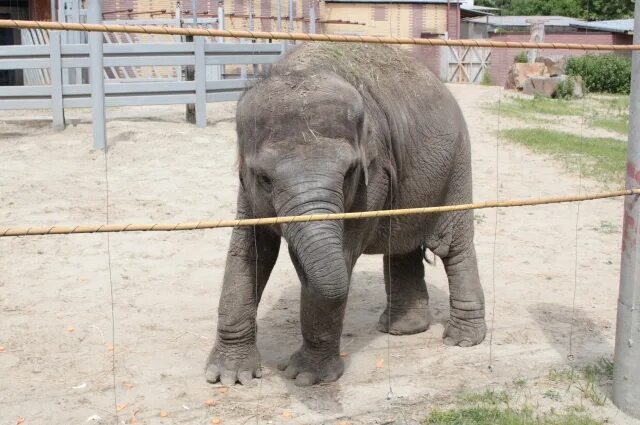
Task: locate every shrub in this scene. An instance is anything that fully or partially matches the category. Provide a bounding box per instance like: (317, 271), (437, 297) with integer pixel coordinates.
(514, 51), (529, 63)
(480, 67), (494, 86)
(566, 54), (631, 94)
(555, 76), (576, 99)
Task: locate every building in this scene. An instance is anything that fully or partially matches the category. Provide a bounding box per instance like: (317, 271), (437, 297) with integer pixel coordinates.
(461, 15), (635, 86)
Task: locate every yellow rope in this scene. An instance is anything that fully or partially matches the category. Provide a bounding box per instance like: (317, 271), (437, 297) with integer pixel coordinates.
(1, 189), (638, 237)
(1, 19), (639, 51)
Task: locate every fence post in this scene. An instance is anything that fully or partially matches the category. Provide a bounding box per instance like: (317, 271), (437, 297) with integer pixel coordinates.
(49, 30), (65, 130)
(185, 1), (197, 124)
(309, 3), (316, 34)
(176, 3), (183, 82)
(88, 0), (106, 150)
(613, 0), (640, 418)
(195, 36), (207, 128)
(276, 0), (282, 31)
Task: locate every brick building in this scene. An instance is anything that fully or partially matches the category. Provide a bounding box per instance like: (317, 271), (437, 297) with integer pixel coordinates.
(464, 16), (634, 86)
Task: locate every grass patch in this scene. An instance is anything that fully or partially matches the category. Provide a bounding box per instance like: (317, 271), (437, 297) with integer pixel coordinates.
(425, 387), (602, 424)
(424, 408), (602, 425)
(591, 117), (629, 135)
(493, 97), (584, 120)
(500, 128), (626, 185)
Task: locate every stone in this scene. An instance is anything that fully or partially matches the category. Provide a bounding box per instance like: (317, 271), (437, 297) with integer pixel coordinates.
(535, 55), (567, 77)
(505, 63), (549, 90)
(522, 75), (583, 98)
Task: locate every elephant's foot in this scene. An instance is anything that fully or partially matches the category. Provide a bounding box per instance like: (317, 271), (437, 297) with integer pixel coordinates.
(443, 316), (486, 347)
(205, 343), (262, 386)
(277, 347), (344, 386)
(377, 295), (430, 335)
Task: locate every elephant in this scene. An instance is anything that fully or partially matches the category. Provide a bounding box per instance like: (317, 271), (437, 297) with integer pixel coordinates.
(205, 42), (486, 387)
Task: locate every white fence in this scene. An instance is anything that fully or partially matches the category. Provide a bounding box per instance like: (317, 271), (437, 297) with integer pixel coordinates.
(0, 32), (283, 144)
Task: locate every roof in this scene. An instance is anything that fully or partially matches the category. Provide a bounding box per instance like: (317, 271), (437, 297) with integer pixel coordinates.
(325, 0), (462, 3)
(464, 15), (583, 27)
(461, 5), (496, 17)
(570, 19), (634, 34)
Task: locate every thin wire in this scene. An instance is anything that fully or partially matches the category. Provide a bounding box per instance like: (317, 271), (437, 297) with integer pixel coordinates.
(103, 136), (118, 423)
(248, 27), (263, 424)
(568, 0), (591, 361)
(568, 46), (589, 362)
(488, 85), (501, 372)
(488, 7), (504, 373)
(385, 6), (394, 399)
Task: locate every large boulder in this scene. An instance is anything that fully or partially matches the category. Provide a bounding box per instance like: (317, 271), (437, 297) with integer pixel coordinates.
(535, 55), (567, 77)
(522, 75), (583, 98)
(505, 63), (549, 90)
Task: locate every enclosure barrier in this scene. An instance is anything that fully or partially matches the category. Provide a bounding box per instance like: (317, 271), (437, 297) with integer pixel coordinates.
(1, 189), (639, 237)
(1, 13), (640, 420)
(1, 19), (640, 51)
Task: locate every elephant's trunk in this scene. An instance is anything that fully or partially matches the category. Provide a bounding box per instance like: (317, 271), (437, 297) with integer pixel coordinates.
(277, 187), (349, 302)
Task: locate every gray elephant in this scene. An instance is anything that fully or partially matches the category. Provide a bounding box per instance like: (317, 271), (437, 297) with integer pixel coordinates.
(206, 42), (486, 387)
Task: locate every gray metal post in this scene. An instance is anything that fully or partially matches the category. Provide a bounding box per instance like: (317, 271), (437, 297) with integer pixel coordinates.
(88, 0), (106, 150)
(276, 0), (282, 31)
(613, 0), (640, 419)
(176, 3), (183, 81)
(288, 0), (294, 31)
(194, 36), (207, 128)
(309, 3), (316, 34)
(49, 31), (65, 130)
(186, 0), (197, 123)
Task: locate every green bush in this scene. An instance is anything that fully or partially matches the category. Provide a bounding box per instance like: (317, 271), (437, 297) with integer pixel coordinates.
(514, 51), (529, 63)
(480, 67), (494, 86)
(566, 54), (631, 94)
(555, 76), (576, 99)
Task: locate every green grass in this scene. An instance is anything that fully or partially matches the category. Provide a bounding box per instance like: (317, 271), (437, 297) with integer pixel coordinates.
(424, 408), (602, 425)
(425, 387), (602, 424)
(500, 128), (626, 185)
(591, 117), (629, 135)
(487, 94), (631, 137)
(493, 97), (585, 120)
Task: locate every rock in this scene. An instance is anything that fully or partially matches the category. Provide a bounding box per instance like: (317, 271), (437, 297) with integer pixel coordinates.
(522, 75), (583, 98)
(535, 55), (567, 77)
(505, 63), (548, 90)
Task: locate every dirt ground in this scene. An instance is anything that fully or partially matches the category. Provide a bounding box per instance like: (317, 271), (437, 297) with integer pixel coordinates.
(1, 84), (639, 425)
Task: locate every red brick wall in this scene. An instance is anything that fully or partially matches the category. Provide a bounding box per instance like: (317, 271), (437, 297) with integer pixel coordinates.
(414, 46), (442, 78)
(446, 5), (459, 39)
(488, 32), (631, 87)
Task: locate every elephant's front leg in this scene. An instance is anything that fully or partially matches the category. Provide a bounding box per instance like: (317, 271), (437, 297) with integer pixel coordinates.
(277, 247), (348, 386)
(205, 198), (280, 385)
(442, 242), (486, 347)
(277, 286), (347, 386)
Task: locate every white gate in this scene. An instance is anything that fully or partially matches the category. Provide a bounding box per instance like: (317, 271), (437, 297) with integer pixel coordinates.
(443, 46), (492, 84)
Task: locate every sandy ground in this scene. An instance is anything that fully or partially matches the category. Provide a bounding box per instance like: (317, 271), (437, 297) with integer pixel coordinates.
(1, 84), (639, 425)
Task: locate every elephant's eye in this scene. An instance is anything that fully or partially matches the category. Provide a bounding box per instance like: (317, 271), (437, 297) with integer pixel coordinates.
(256, 173), (272, 191)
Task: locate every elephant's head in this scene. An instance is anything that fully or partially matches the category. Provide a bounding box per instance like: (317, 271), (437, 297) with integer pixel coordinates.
(236, 73), (373, 300)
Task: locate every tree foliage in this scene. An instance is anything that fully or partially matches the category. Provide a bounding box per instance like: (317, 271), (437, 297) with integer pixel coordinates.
(472, 0), (635, 20)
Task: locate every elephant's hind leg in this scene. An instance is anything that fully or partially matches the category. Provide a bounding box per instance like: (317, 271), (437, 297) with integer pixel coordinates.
(377, 247), (431, 335)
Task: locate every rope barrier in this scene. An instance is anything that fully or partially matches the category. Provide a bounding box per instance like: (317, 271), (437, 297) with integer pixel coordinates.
(1, 19), (640, 51)
(1, 189), (638, 238)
